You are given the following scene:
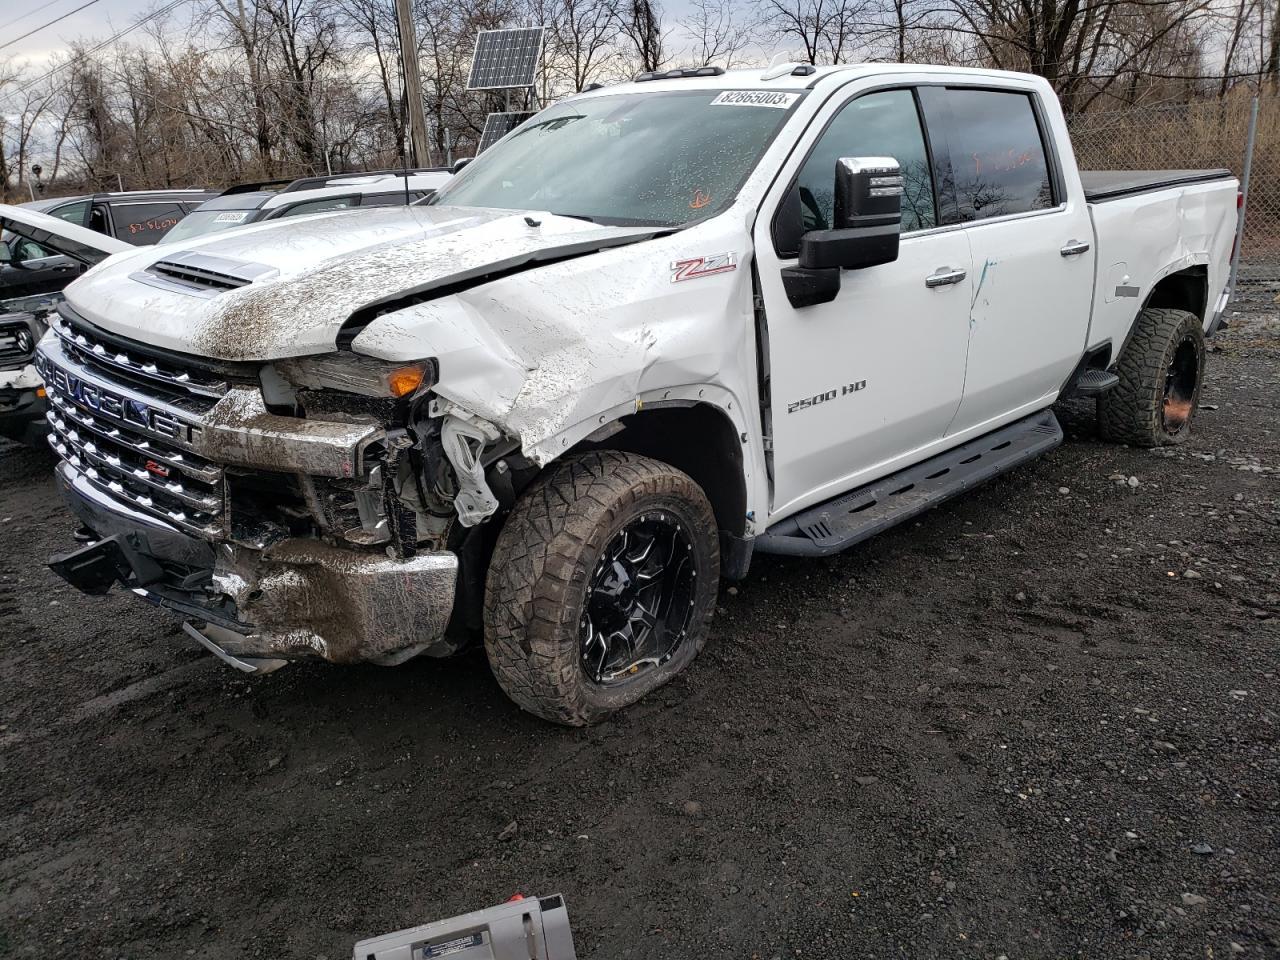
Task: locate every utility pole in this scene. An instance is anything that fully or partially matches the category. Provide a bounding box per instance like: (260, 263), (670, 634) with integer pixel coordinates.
(394, 0), (432, 168)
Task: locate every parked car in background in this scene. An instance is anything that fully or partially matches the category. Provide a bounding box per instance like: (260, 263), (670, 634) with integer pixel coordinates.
(161, 169), (453, 243)
(0, 204), (131, 444)
(23, 189), (217, 246)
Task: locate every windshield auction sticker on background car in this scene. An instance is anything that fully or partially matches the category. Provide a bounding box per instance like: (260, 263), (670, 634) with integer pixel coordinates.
(710, 91), (800, 109)
(214, 211), (250, 223)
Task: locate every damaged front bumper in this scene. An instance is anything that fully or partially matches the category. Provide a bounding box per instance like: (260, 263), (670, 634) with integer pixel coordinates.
(51, 461), (459, 666)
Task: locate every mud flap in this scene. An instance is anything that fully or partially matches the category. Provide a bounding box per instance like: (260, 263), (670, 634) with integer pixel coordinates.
(48, 533), (164, 596)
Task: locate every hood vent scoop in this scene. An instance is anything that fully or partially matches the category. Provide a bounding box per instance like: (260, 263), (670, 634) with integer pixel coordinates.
(135, 251), (279, 298)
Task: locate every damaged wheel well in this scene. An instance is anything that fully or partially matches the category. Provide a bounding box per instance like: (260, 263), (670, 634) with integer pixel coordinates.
(1146, 266), (1208, 322)
(449, 402), (750, 640)
(572, 403), (747, 539)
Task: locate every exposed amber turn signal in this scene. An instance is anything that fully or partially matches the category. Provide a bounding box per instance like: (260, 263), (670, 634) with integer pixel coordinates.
(387, 366), (426, 397)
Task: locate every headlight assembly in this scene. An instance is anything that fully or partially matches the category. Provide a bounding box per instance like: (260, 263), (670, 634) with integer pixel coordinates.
(272, 354), (434, 398)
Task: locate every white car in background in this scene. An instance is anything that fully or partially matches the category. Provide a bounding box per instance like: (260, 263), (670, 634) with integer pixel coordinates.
(162, 169), (453, 243)
(0, 204), (130, 444)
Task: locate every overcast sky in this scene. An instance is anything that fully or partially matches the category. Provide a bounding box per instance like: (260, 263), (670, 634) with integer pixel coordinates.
(3, 0), (160, 64)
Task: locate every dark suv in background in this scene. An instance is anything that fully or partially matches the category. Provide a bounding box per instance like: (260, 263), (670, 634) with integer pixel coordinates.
(3, 189), (215, 304)
(23, 189), (216, 245)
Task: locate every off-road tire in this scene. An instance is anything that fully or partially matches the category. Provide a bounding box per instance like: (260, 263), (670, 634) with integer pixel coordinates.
(1098, 307), (1206, 447)
(483, 450), (720, 726)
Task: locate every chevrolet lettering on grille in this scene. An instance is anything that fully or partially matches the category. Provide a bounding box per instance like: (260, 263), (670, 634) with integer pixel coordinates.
(35, 350), (202, 444)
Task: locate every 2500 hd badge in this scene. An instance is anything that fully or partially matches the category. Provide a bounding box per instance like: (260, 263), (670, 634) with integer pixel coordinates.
(787, 379), (867, 414)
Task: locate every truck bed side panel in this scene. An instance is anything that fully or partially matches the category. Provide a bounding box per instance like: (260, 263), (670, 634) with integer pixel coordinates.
(1085, 178), (1237, 354)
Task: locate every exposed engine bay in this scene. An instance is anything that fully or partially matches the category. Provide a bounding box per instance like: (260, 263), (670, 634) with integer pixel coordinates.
(38, 303), (528, 669)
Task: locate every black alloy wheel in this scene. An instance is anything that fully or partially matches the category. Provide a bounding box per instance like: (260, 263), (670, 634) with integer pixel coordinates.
(580, 510), (697, 686)
(1162, 334), (1201, 435)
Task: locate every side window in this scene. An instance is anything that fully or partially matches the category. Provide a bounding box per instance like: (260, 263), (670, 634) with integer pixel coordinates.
(942, 89), (1054, 222)
(794, 89), (937, 237)
(277, 196), (356, 218)
(111, 202), (187, 244)
(49, 200), (89, 227)
(14, 238), (52, 262)
(360, 192), (410, 208)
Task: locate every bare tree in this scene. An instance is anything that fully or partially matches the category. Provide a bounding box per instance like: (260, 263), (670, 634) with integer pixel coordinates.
(339, 0), (408, 157)
(758, 0), (874, 64)
(614, 0), (667, 72)
(679, 0), (755, 67)
(533, 0), (620, 93)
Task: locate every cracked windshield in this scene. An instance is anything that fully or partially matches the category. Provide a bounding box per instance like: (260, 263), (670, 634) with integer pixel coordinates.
(431, 89), (803, 226)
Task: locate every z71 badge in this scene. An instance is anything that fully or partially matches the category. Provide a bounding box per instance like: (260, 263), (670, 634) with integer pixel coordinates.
(671, 253), (737, 282)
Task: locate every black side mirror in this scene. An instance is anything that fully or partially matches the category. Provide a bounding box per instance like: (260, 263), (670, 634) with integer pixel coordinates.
(782, 156), (904, 308)
(451, 157), (473, 174)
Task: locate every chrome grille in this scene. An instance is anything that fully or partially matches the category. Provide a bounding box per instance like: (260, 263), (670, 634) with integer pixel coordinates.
(50, 311), (228, 399)
(0, 319), (34, 368)
(35, 332), (226, 537)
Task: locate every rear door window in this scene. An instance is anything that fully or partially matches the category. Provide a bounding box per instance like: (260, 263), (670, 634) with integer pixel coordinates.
(48, 200), (90, 227)
(938, 89), (1055, 222)
(110, 201), (189, 244)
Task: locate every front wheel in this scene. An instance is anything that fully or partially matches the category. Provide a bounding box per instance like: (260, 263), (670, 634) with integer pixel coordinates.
(483, 450), (720, 726)
(1098, 307), (1206, 447)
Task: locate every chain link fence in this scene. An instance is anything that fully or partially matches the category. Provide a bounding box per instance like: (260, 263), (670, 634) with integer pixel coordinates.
(1066, 91), (1280, 305)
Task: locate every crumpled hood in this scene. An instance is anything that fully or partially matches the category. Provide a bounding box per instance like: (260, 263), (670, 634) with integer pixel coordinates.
(62, 204), (656, 361)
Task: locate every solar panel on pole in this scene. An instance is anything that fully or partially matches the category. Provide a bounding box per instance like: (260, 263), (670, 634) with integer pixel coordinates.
(478, 111), (536, 153)
(467, 27), (545, 91)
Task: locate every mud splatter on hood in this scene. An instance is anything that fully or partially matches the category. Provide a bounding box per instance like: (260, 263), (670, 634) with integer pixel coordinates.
(62, 204), (655, 361)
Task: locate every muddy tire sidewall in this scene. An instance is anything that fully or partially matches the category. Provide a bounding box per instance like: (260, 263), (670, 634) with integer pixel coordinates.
(1098, 307), (1206, 447)
(483, 451), (720, 726)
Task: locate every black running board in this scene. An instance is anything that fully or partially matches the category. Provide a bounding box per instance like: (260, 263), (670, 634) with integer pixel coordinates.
(757, 410), (1063, 557)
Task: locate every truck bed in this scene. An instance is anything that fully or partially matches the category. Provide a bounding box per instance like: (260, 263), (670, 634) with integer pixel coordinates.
(1081, 169), (1234, 203)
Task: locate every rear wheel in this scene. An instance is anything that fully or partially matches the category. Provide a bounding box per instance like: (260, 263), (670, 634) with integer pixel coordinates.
(1098, 307), (1206, 447)
(483, 450), (720, 725)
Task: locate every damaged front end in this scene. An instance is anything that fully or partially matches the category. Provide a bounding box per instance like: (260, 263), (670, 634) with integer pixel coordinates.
(38, 305), (505, 669)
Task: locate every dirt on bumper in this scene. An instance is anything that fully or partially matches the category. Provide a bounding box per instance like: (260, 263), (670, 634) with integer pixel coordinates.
(53, 461), (458, 665)
(209, 539), (458, 664)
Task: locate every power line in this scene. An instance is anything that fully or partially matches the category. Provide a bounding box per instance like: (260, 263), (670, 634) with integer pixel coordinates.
(0, 0), (106, 55)
(0, 0), (79, 35)
(0, 0), (191, 106)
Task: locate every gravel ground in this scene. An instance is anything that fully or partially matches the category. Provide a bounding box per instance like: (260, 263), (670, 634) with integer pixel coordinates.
(0, 309), (1276, 960)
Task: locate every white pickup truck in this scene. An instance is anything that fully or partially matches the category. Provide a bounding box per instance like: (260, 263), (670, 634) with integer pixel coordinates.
(34, 63), (1237, 725)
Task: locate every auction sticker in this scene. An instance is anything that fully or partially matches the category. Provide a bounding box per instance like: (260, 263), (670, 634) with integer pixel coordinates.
(421, 933), (483, 958)
(214, 211), (250, 223)
(710, 90), (800, 109)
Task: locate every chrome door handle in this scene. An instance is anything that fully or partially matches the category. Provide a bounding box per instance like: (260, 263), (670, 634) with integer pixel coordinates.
(925, 267), (967, 288)
(1060, 240), (1091, 257)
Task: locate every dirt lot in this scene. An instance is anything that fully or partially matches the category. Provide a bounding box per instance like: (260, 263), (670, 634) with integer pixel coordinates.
(1, 309), (1276, 960)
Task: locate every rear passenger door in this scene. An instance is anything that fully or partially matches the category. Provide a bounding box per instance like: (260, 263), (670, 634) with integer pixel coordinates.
(921, 86), (1095, 435)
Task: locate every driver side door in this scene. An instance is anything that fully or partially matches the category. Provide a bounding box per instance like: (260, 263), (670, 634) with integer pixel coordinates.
(754, 86), (974, 519)
(0, 238), (78, 299)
